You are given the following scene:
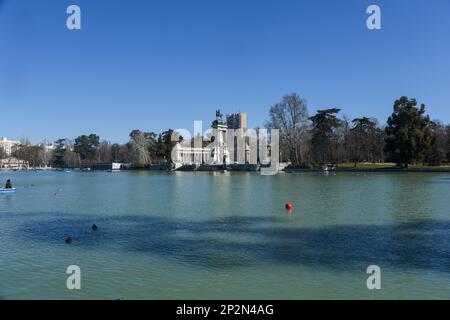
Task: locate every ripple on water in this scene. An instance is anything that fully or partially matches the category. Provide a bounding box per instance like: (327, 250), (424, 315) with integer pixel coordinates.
(1, 171), (450, 299)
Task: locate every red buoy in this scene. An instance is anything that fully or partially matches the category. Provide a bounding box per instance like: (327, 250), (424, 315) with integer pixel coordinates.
(285, 203), (293, 210)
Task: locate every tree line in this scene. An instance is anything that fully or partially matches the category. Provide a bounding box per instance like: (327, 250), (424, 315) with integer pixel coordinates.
(3, 129), (177, 169)
(266, 93), (450, 168)
(2, 93), (450, 169)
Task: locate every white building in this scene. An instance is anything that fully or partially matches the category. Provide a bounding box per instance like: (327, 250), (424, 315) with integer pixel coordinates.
(0, 157), (29, 170)
(171, 110), (260, 167)
(0, 137), (21, 157)
(172, 110), (232, 167)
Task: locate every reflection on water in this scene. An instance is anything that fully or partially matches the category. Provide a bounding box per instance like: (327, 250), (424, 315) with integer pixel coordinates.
(12, 213), (450, 271)
(0, 171), (449, 299)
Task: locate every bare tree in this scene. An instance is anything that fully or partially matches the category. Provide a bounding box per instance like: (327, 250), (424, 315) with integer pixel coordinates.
(0, 147), (7, 160)
(265, 93), (310, 167)
(97, 140), (113, 163)
(63, 150), (80, 168)
(118, 144), (132, 163)
(12, 144), (50, 168)
(128, 130), (157, 167)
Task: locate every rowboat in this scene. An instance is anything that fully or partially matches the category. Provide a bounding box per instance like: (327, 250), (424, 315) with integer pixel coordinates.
(0, 188), (16, 194)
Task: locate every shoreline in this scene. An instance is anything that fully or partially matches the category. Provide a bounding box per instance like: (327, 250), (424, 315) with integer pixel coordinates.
(286, 167), (450, 173)
(3, 167), (450, 174)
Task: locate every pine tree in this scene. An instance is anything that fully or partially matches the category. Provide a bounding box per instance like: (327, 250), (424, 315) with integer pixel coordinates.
(384, 96), (434, 168)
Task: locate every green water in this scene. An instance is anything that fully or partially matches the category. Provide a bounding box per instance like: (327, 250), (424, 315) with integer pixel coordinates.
(0, 171), (449, 299)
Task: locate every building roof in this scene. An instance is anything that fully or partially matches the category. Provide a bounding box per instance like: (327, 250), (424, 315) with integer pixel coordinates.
(0, 138), (21, 145)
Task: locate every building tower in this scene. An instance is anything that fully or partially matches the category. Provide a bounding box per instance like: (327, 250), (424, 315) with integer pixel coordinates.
(226, 112), (247, 130)
(211, 110), (230, 165)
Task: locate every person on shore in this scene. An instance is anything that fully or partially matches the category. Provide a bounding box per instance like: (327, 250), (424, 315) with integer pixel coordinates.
(5, 179), (12, 189)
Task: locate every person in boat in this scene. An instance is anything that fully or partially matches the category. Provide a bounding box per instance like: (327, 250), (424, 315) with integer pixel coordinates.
(5, 179), (12, 189)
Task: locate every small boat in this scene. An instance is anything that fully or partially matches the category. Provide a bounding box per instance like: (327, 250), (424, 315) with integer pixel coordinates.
(0, 188), (16, 194)
(260, 168), (278, 176)
(317, 167), (331, 175)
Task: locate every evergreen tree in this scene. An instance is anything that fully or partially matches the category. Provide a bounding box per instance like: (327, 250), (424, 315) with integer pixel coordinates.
(384, 96), (434, 168)
(52, 139), (68, 168)
(74, 134), (100, 161)
(157, 129), (176, 163)
(309, 108), (341, 163)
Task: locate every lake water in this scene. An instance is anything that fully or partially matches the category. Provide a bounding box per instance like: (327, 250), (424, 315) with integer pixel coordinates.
(0, 171), (449, 299)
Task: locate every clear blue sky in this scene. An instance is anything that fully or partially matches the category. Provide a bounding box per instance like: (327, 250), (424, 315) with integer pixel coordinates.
(1, 0), (449, 143)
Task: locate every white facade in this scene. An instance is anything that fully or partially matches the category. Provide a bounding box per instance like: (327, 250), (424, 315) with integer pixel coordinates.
(111, 162), (122, 170)
(0, 137), (21, 157)
(172, 111), (232, 166)
(38, 140), (56, 153)
(0, 157), (29, 170)
(172, 145), (212, 165)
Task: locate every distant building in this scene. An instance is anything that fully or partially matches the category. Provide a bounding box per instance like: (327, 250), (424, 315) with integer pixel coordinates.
(0, 137), (21, 157)
(226, 112), (247, 130)
(83, 162), (125, 171)
(211, 110), (231, 164)
(38, 140), (56, 154)
(171, 110), (269, 169)
(0, 157), (29, 170)
(172, 110), (231, 166)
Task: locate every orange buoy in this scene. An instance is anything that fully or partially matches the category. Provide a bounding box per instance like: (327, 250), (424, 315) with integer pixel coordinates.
(285, 203), (293, 210)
